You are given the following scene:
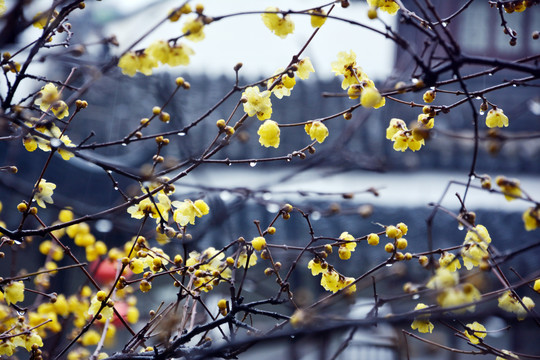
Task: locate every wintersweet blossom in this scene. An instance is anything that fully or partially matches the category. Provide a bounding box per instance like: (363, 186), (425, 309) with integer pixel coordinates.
(146, 40), (194, 67)
(307, 259), (324, 276)
(495, 176), (522, 201)
(411, 303), (434, 333)
(267, 68), (296, 99)
(522, 207), (539, 231)
(385, 118), (424, 152)
(242, 86), (273, 120)
(496, 350), (520, 360)
(486, 108), (509, 128)
(127, 193), (172, 224)
(309, 8), (327, 28)
(305, 121), (329, 143)
(35, 179), (56, 208)
(461, 224), (492, 268)
(464, 322), (486, 344)
(437, 283), (482, 313)
(257, 120), (280, 148)
(296, 58), (315, 80)
(88, 292), (114, 320)
(172, 199), (209, 226)
(182, 16), (205, 42)
(118, 51), (158, 77)
(498, 290), (535, 320)
(366, 0), (400, 15)
(4, 281), (25, 305)
(261, 7), (295, 38)
(439, 252), (461, 272)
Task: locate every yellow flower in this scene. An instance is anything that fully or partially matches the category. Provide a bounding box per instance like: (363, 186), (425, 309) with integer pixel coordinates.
(4, 281), (25, 305)
(118, 51), (158, 77)
(534, 279), (540, 293)
(267, 68), (296, 99)
(320, 269), (340, 292)
(385, 118), (424, 152)
(257, 120), (280, 148)
(35, 178), (56, 208)
(50, 100), (69, 119)
(309, 8), (327, 28)
(486, 108), (509, 128)
(296, 58), (315, 80)
(366, 0), (400, 15)
(307, 259), (324, 276)
(172, 199), (209, 226)
(522, 207), (539, 231)
(32, 10), (57, 29)
(495, 176), (522, 201)
(367, 233), (379, 246)
(411, 303), (434, 333)
(426, 268), (459, 290)
(34, 83), (60, 112)
(465, 224), (492, 244)
(498, 291), (535, 320)
(417, 113), (435, 129)
(81, 330), (101, 346)
(496, 349), (520, 360)
(182, 16), (205, 42)
(386, 118), (406, 139)
(439, 252), (461, 272)
(87, 294), (114, 320)
(238, 250), (257, 268)
(339, 231), (356, 251)
(437, 283), (481, 313)
(461, 243), (488, 270)
(423, 90), (435, 103)
(242, 86), (272, 120)
(261, 7), (295, 38)
(360, 86), (382, 108)
(0, 1), (6, 16)
(463, 322), (486, 344)
(128, 193), (171, 224)
(251, 236), (267, 251)
(331, 50), (368, 90)
(146, 40), (194, 67)
(118, 51), (139, 76)
(305, 121), (329, 143)
(0, 339), (15, 356)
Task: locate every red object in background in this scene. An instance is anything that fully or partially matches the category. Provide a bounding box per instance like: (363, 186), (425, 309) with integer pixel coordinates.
(112, 301), (128, 326)
(90, 259), (121, 284)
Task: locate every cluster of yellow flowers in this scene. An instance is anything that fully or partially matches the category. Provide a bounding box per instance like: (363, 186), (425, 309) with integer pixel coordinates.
(498, 290), (535, 320)
(463, 321), (487, 344)
(307, 259), (356, 294)
(331, 50), (385, 109)
(118, 42), (194, 77)
(503, 0), (530, 13)
(461, 224), (491, 270)
(410, 303), (434, 333)
(118, 5), (205, 76)
(366, 0), (400, 15)
(385, 118), (425, 152)
(261, 7), (295, 38)
(33, 83), (69, 119)
(254, 58), (315, 148)
(23, 119), (76, 161)
(186, 247), (232, 292)
(425, 267), (482, 313)
(304, 121), (329, 143)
